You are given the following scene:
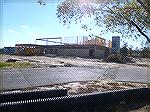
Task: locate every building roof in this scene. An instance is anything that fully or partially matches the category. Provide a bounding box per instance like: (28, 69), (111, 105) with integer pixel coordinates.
(15, 44), (109, 49)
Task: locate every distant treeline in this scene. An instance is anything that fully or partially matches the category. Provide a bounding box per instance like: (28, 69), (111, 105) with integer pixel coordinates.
(120, 47), (150, 58)
(0, 48), (4, 54)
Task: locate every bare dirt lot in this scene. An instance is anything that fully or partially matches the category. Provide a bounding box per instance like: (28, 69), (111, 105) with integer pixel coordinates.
(1, 54), (149, 68)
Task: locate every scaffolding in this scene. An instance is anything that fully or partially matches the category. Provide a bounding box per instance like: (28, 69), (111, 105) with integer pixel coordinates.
(36, 37), (63, 45)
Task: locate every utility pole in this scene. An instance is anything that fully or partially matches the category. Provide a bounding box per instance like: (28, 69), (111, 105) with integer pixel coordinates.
(77, 36), (78, 45)
(46, 39), (48, 45)
(61, 38), (62, 45)
(148, 43), (150, 88)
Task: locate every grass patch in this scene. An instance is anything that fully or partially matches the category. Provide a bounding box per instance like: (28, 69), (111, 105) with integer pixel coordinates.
(0, 62), (31, 68)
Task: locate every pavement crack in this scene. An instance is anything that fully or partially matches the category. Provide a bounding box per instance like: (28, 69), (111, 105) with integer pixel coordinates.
(17, 69), (33, 87)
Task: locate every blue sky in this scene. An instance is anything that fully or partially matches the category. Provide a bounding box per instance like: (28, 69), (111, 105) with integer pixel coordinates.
(1, 0), (147, 49)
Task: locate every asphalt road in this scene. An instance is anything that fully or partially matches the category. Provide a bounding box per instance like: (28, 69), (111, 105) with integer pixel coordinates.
(0, 66), (148, 90)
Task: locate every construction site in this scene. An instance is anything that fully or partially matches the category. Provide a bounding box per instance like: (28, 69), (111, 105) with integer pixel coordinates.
(1, 36), (150, 112)
(14, 35), (117, 59)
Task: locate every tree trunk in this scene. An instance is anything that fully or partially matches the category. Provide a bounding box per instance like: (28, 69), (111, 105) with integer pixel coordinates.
(130, 20), (150, 43)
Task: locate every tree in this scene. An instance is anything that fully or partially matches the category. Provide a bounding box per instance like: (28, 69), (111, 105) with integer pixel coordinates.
(120, 46), (129, 57)
(56, 0), (150, 43)
(140, 47), (150, 58)
(0, 48), (4, 54)
(128, 48), (133, 57)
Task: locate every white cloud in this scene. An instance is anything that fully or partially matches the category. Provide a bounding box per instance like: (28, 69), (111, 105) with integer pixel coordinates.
(8, 29), (19, 35)
(21, 25), (29, 29)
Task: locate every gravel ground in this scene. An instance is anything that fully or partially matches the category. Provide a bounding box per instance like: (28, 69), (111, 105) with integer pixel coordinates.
(1, 55), (149, 68)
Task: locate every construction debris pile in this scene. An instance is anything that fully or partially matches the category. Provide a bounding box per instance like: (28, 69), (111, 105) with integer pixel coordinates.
(21, 80), (147, 95)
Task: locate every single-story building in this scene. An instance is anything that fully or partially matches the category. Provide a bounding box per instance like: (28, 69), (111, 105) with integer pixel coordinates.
(15, 44), (110, 59)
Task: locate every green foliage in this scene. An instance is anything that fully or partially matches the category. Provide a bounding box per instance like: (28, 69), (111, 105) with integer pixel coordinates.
(56, 0), (150, 42)
(0, 48), (4, 54)
(120, 46), (129, 57)
(0, 62), (31, 69)
(140, 47), (150, 58)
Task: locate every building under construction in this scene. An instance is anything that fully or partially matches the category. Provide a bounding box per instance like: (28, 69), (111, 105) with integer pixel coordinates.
(15, 36), (112, 59)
